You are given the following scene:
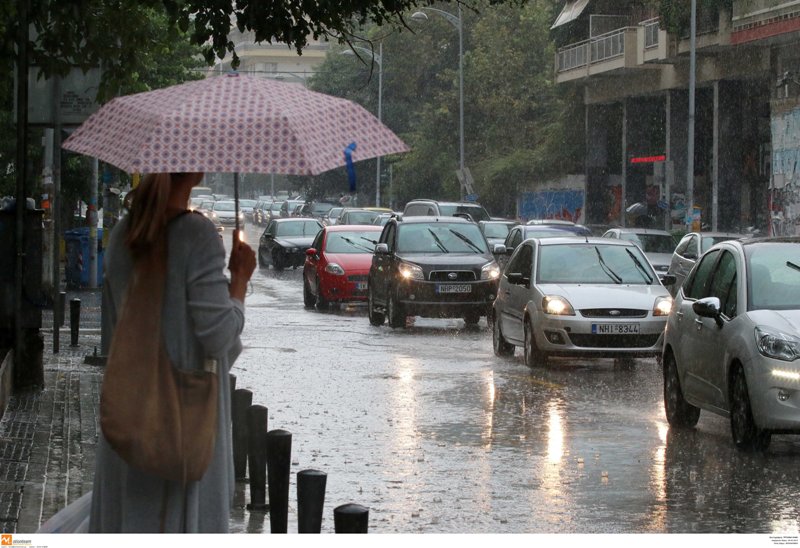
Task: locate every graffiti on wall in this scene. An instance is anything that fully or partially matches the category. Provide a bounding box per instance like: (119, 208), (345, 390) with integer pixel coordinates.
(519, 190), (585, 223)
(771, 106), (800, 236)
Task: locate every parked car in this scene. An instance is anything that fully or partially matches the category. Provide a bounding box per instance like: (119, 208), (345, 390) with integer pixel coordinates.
(492, 238), (674, 365)
(503, 224), (592, 256)
(323, 207), (344, 226)
(338, 208), (380, 225)
(601, 228), (677, 279)
(662, 237), (800, 451)
(303, 225), (383, 308)
(212, 200), (244, 228)
(258, 218), (323, 270)
(367, 216), (504, 328)
(479, 220), (518, 248)
(403, 199), (491, 223)
(666, 231), (747, 296)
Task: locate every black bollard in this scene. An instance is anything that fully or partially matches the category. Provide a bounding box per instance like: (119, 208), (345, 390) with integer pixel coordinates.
(69, 298), (81, 347)
(334, 503), (369, 533)
(246, 405), (269, 511)
(266, 429), (292, 533)
(229, 373), (237, 400)
(297, 469), (327, 533)
(232, 388), (253, 480)
(57, 291), (66, 327)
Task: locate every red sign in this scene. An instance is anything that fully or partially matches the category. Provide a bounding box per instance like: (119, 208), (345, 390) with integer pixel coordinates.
(630, 155), (666, 164)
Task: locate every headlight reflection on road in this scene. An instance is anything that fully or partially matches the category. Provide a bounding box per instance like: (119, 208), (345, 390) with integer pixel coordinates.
(482, 370), (496, 449)
(647, 419), (669, 532)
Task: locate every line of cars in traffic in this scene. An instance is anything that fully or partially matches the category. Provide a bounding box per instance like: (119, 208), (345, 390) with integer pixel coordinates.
(253, 199), (800, 451)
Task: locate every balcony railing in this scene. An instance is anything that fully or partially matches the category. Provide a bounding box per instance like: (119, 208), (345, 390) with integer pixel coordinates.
(557, 27), (633, 71)
(642, 17), (660, 48)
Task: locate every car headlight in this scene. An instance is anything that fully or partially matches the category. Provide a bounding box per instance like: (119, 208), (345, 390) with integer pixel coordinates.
(398, 262), (424, 281)
(542, 295), (575, 316)
(653, 296), (673, 316)
(755, 326), (800, 361)
(481, 261), (501, 280)
(325, 263), (345, 276)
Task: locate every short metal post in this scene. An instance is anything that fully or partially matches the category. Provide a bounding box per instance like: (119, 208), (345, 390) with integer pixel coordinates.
(58, 291), (66, 327)
(334, 503), (369, 533)
(266, 429), (292, 533)
(229, 373), (237, 400)
(69, 298), (80, 347)
(232, 388), (253, 480)
(246, 404), (269, 511)
(297, 469), (327, 533)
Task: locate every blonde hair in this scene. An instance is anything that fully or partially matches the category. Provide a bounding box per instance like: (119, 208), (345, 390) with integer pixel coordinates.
(126, 172), (172, 256)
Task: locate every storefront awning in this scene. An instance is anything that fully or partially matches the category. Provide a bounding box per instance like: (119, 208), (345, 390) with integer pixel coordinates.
(551, 0), (593, 29)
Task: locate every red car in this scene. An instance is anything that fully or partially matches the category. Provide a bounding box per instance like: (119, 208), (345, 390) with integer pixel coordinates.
(303, 225), (383, 308)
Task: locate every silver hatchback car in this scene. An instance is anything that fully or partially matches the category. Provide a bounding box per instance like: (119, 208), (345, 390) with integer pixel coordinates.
(662, 237), (800, 451)
(493, 237), (674, 366)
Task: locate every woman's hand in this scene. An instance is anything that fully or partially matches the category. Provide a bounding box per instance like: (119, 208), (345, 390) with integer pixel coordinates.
(228, 230), (256, 301)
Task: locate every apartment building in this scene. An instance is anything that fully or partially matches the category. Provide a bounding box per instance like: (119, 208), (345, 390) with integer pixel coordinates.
(553, 0), (800, 235)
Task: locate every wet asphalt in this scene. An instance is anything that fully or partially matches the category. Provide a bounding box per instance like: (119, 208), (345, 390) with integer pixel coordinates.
(227, 224), (800, 534)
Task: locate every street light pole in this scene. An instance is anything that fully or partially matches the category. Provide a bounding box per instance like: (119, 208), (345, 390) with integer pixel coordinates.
(412, 6), (465, 200)
(686, 0), (696, 232)
(342, 44), (384, 207)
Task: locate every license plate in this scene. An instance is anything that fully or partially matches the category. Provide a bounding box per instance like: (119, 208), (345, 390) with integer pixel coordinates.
(356, 282), (368, 291)
(592, 323), (640, 335)
(436, 284), (471, 294)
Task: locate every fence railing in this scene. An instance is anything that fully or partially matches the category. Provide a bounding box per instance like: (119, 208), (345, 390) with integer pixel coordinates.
(642, 17), (660, 49)
(557, 27), (632, 72)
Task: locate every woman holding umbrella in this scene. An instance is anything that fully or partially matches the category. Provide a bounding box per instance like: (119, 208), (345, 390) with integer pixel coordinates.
(89, 172), (256, 532)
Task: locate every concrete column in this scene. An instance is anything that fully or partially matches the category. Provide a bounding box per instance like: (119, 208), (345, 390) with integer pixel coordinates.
(712, 81), (719, 231)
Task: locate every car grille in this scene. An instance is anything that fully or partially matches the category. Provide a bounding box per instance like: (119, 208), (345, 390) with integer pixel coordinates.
(429, 270), (476, 282)
(567, 334), (660, 348)
(579, 308), (648, 318)
(348, 275), (368, 282)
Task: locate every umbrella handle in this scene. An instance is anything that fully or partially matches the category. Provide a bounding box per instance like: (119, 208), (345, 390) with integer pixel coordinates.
(234, 172), (240, 234)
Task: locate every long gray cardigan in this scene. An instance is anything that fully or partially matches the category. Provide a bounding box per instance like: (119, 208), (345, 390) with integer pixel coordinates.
(89, 212), (244, 532)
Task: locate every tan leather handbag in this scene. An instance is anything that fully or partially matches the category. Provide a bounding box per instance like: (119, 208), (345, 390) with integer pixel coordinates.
(100, 228), (218, 484)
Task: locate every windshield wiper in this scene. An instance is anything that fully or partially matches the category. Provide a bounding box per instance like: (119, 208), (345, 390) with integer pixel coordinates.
(427, 229), (449, 253)
(594, 246), (622, 284)
(787, 261), (800, 273)
(360, 236), (378, 246)
(625, 248), (654, 285)
(340, 236), (374, 253)
(448, 229), (483, 253)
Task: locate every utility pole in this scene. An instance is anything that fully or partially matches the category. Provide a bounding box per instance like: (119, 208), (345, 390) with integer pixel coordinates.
(686, 0), (697, 231)
(88, 158), (98, 288)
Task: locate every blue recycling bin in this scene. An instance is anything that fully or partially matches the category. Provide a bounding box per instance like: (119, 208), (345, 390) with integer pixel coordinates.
(64, 227), (103, 288)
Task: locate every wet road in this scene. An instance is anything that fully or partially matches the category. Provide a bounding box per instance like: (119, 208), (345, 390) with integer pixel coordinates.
(228, 225), (800, 534)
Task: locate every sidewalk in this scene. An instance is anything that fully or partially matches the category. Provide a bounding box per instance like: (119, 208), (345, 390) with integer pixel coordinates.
(0, 289), (269, 533)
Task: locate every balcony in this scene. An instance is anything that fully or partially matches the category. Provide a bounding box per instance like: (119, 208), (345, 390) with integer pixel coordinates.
(555, 27), (639, 83)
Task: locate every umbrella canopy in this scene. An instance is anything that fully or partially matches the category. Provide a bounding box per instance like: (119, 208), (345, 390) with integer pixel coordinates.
(62, 73), (409, 175)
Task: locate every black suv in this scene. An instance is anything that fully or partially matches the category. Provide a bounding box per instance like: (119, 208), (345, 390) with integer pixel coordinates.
(367, 216), (504, 328)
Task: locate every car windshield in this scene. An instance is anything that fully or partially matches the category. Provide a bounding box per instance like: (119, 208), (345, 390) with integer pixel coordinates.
(397, 223), (489, 254)
(275, 221), (321, 237)
(747, 243), (800, 310)
(537, 243), (656, 285)
(437, 204), (491, 222)
(483, 223), (512, 238)
(240, 200), (257, 208)
(270, 203), (283, 212)
(620, 233), (676, 253)
(214, 202), (235, 211)
(324, 231), (379, 253)
(328, 208), (343, 218)
(343, 211), (378, 224)
(701, 235), (740, 253)
(312, 203), (335, 215)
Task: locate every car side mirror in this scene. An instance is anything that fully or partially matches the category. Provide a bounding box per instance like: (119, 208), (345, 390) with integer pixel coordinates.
(506, 272), (529, 286)
(374, 243), (389, 255)
(306, 248), (317, 257)
(693, 297), (723, 327)
(661, 274), (676, 287)
(493, 244), (507, 255)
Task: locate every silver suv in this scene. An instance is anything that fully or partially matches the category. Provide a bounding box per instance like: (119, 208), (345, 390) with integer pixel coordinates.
(403, 199), (490, 223)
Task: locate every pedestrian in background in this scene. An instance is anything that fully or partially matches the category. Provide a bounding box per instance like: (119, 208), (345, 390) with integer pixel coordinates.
(89, 172), (256, 532)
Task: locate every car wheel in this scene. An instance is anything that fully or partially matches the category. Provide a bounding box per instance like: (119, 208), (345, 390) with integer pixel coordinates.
(523, 319), (546, 367)
(463, 311), (481, 326)
(272, 249), (284, 271)
(368, 287), (385, 326)
(316, 292), (329, 310)
(303, 278), (316, 309)
(730, 365), (771, 451)
(492, 312), (515, 357)
(387, 291), (405, 329)
(663, 351), (700, 427)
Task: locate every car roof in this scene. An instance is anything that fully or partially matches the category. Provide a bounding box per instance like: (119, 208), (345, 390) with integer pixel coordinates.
(326, 224), (383, 232)
(739, 236), (800, 247)
(692, 231), (748, 238)
(608, 228), (672, 236)
(527, 219), (575, 225)
(407, 199), (483, 207)
(535, 237), (635, 247)
(481, 220), (516, 225)
(272, 217), (320, 223)
(396, 215), (474, 224)
(521, 225), (589, 234)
